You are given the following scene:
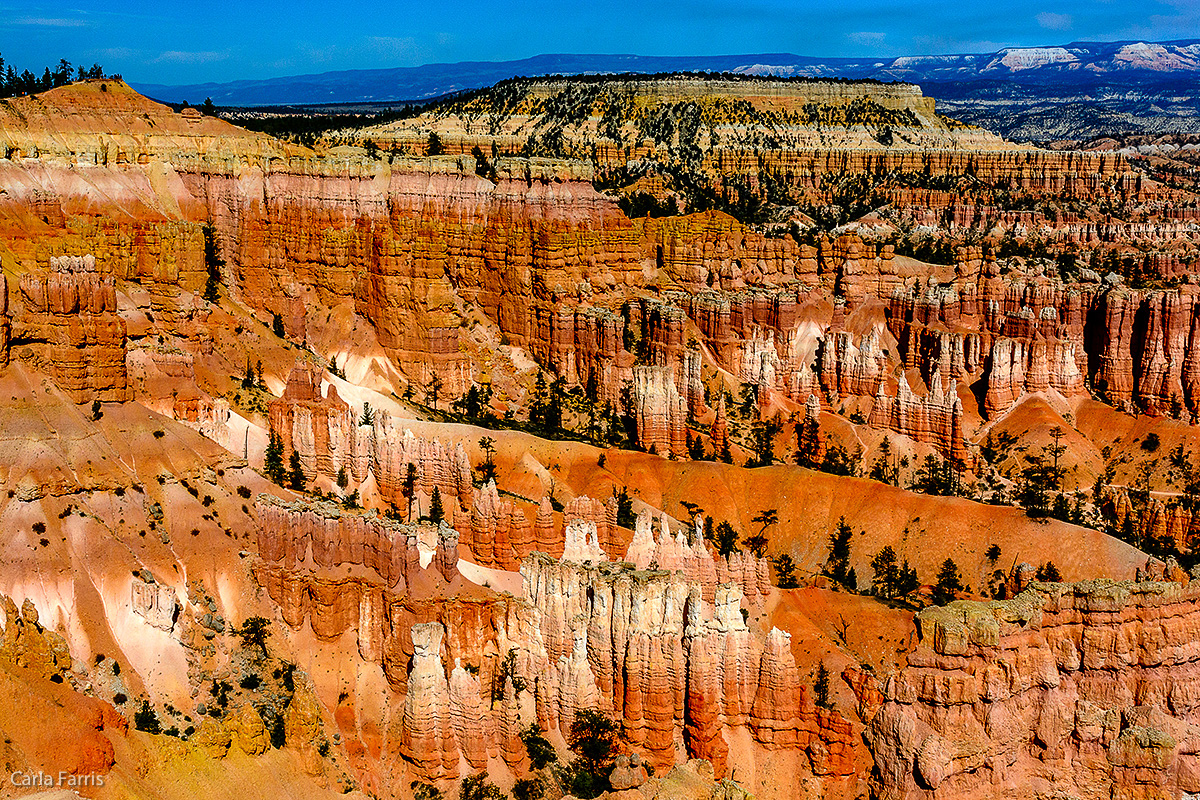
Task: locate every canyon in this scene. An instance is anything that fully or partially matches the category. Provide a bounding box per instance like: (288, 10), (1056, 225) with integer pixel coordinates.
(0, 73), (1197, 800)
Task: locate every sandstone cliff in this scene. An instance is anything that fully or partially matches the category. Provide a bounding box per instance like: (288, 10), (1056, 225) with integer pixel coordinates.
(869, 578), (1200, 798)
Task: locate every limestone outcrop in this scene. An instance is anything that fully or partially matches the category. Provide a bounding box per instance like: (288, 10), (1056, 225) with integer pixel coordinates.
(269, 365), (472, 508)
(624, 513), (770, 607)
(632, 365), (688, 457)
(131, 576), (179, 631)
(868, 579), (1200, 798)
(15, 254), (128, 402)
(462, 483), (625, 567)
(868, 371), (972, 466)
(255, 495), (423, 588)
(400, 623), (459, 780)
(522, 554), (857, 775)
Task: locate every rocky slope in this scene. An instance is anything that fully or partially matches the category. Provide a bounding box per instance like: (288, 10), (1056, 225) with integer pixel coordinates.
(1, 77), (1200, 800)
(870, 575), (1200, 799)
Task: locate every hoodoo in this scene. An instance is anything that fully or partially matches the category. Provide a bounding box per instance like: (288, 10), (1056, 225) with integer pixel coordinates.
(0, 63), (1197, 800)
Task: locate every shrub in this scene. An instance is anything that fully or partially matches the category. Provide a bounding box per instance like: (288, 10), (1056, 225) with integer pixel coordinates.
(270, 714), (285, 748)
(513, 776), (547, 800)
(1036, 561), (1062, 582)
(134, 701), (161, 734)
(460, 774), (506, 800)
(521, 724), (558, 770)
(410, 782), (443, 800)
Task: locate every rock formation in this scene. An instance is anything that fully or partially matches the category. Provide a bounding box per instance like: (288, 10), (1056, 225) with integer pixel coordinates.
(710, 394), (730, 456)
(522, 554), (857, 775)
(868, 579), (1200, 797)
(400, 623), (459, 780)
(131, 576), (179, 631)
(7, 76), (1200, 800)
(255, 495), (424, 588)
(16, 254), (128, 402)
(795, 394), (827, 468)
(869, 371), (972, 467)
(632, 365), (688, 457)
(269, 365), (472, 508)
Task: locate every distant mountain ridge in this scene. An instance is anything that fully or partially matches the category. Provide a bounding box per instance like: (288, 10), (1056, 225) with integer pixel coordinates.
(132, 40), (1200, 107)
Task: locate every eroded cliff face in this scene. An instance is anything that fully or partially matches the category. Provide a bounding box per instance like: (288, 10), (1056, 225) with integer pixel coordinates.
(349, 77), (1147, 213)
(15, 254), (128, 402)
(520, 553), (861, 779)
(5, 78), (1200, 800)
(868, 579), (1200, 799)
(4, 81), (1199, 471)
(248, 492), (860, 789)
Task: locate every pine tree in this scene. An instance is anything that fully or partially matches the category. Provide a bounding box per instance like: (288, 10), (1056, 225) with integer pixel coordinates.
(402, 462), (418, 518)
(529, 372), (548, 429)
(242, 358), (255, 389)
(871, 546), (899, 599)
(272, 313), (286, 339)
(202, 222), (223, 303)
(825, 517), (853, 588)
(933, 558), (963, 605)
(897, 561), (919, 597)
(813, 661), (831, 709)
(545, 377), (565, 432)
(612, 486), (634, 528)
(336, 465), (348, 489)
(713, 521), (740, 556)
(427, 373), (443, 411)
(429, 486), (444, 525)
(477, 437), (497, 483)
(746, 508), (776, 558)
(288, 449), (305, 491)
(359, 402), (375, 427)
(264, 428), (285, 484)
(773, 554), (799, 589)
(719, 437), (733, 464)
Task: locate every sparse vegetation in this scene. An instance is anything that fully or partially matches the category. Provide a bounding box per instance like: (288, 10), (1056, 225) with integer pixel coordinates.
(773, 553), (799, 589)
(933, 559), (964, 605)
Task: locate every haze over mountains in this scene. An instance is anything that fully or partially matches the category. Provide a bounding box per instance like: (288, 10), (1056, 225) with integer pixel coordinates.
(134, 40), (1200, 106)
(132, 39), (1200, 141)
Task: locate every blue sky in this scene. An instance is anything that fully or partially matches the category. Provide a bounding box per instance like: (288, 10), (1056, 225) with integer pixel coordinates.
(0, 0), (1197, 84)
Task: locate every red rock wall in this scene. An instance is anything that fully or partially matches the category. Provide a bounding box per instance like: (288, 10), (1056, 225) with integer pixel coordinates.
(15, 255), (128, 402)
(268, 365), (472, 507)
(255, 495), (421, 588)
(868, 580), (1200, 799)
(632, 365), (688, 457)
(521, 554), (858, 777)
(868, 371), (972, 467)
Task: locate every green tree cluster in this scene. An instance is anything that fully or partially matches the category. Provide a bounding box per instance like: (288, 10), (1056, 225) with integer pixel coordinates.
(824, 517), (856, 590)
(870, 546), (919, 600)
(0, 56), (110, 99)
